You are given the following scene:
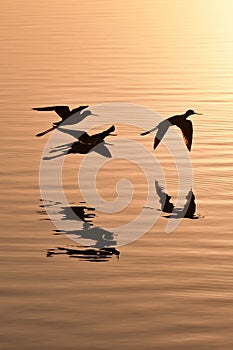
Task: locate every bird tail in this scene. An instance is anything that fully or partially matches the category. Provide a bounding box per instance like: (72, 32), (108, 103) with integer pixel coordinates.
(140, 126), (157, 136)
(35, 126), (56, 137)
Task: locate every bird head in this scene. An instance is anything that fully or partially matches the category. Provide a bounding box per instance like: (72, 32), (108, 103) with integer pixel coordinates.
(185, 109), (202, 117)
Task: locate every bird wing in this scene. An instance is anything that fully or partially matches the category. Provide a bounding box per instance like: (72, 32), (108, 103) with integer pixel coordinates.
(153, 121), (169, 149)
(178, 120), (193, 151)
(93, 143), (112, 158)
(33, 106), (70, 119)
(70, 105), (89, 114)
(155, 180), (174, 212)
(155, 181), (166, 202)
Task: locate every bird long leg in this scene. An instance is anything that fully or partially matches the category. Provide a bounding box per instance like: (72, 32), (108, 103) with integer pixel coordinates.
(35, 126), (56, 137)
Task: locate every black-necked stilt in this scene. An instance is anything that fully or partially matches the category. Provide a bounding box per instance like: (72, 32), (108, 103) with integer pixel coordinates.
(141, 109), (202, 151)
(68, 125), (115, 154)
(33, 105), (90, 137)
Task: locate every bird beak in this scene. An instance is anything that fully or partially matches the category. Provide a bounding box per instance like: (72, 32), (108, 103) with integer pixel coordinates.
(195, 112), (202, 115)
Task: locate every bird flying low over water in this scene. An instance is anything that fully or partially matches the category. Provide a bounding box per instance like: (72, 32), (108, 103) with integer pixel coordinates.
(78, 125), (115, 145)
(68, 125), (116, 154)
(140, 109), (202, 151)
(33, 105), (90, 137)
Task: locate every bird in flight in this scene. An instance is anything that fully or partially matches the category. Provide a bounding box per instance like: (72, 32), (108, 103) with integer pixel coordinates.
(33, 105), (90, 137)
(140, 109), (202, 151)
(68, 125), (116, 154)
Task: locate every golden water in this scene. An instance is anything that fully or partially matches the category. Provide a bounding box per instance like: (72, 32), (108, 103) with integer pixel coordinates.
(1, 0), (233, 349)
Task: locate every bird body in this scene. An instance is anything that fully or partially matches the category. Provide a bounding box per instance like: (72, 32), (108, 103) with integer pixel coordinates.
(68, 125), (115, 154)
(33, 105), (89, 137)
(140, 109), (202, 151)
(78, 125), (115, 145)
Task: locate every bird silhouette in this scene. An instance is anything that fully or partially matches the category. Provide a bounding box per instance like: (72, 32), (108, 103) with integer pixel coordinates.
(78, 125), (115, 145)
(33, 105), (90, 137)
(183, 190), (196, 218)
(140, 109), (202, 151)
(68, 125), (115, 154)
(155, 180), (174, 213)
(155, 182), (197, 219)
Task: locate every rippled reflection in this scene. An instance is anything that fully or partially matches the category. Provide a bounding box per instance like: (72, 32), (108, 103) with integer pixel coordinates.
(47, 246), (120, 262)
(39, 199), (119, 258)
(155, 181), (198, 219)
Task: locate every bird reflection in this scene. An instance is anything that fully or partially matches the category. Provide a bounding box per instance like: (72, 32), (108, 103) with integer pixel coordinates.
(141, 109), (202, 151)
(155, 181), (174, 213)
(64, 222), (117, 248)
(155, 182), (198, 219)
(40, 199), (119, 260)
(183, 190), (196, 218)
(33, 105), (98, 137)
(47, 246), (120, 262)
(42, 125), (115, 160)
(60, 205), (96, 223)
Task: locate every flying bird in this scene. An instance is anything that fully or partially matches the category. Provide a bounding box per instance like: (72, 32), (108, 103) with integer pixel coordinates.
(68, 125), (116, 154)
(78, 125), (115, 145)
(140, 109), (202, 151)
(33, 105), (90, 137)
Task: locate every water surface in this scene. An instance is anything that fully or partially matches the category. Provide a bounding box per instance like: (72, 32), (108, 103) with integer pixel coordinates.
(1, 1), (233, 349)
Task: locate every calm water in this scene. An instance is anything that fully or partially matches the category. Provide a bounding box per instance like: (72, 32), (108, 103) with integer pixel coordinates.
(1, 0), (233, 349)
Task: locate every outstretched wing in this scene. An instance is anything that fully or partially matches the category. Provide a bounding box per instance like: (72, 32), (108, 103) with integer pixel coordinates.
(155, 180), (174, 213)
(33, 106), (70, 119)
(70, 105), (89, 114)
(155, 181), (167, 202)
(178, 120), (193, 151)
(153, 122), (169, 149)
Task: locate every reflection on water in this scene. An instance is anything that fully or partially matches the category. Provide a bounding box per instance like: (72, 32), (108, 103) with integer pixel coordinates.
(183, 190), (196, 219)
(47, 246), (120, 262)
(155, 180), (174, 213)
(64, 223), (117, 248)
(155, 181), (198, 219)
(2, 0), (233, 348)
(60, 205), (96, 224)
(40, 199), (117, 251)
